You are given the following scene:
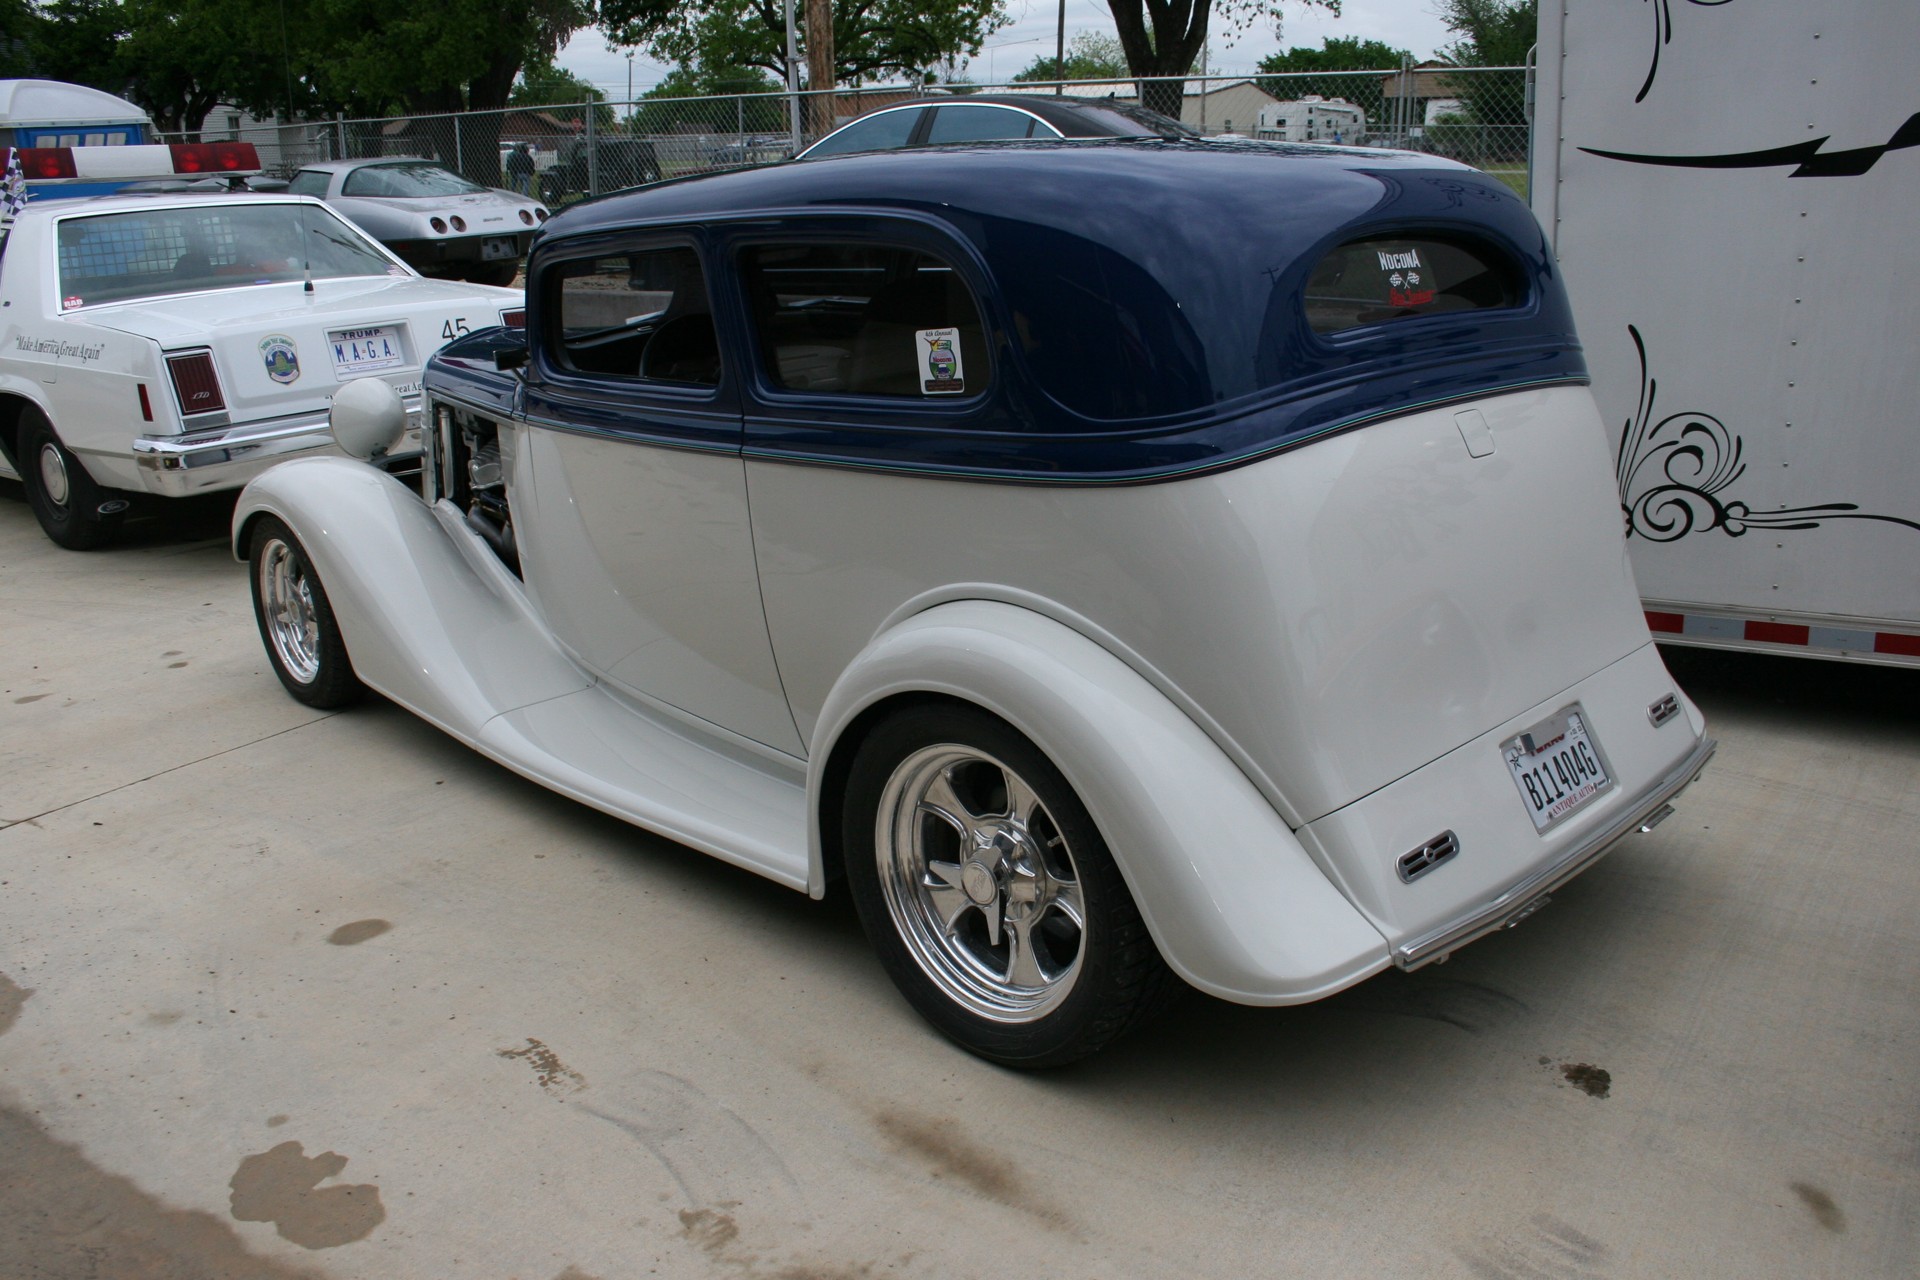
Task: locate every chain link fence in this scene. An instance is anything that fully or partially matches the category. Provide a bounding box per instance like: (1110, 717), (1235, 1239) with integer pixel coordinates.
(170, 65), (1530, 204)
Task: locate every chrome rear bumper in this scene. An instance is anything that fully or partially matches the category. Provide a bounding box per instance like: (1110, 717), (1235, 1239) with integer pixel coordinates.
(131, 405), (422, 497)
(1393, 734), (1717, 970)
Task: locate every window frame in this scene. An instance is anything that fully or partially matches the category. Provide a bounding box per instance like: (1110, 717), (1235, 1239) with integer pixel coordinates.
(731, 230), (997, 410)
(537, 234), (728, 398)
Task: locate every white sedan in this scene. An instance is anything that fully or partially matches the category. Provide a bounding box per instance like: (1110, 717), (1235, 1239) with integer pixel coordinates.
(0, 183), (523, 548)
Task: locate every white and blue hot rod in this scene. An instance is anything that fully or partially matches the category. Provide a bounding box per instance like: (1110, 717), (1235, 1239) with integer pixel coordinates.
(234, 140), (1714, 1066)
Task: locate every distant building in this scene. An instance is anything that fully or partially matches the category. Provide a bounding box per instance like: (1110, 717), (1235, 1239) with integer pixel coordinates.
(1177, 80), (1282, 136)
(1255, 96), (1366, 144)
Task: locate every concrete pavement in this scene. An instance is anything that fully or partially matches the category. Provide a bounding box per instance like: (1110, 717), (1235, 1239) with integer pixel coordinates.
(2, 485), (1916, 1279)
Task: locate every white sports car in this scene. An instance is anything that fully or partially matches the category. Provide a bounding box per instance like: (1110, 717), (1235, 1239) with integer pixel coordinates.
(287, 158), (548, 287)
(0, 160), (523, 549)
(234, 141), (1715, 1066)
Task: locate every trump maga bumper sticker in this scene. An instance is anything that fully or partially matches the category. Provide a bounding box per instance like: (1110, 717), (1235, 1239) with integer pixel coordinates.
(916, 327), (965, 395)
(260, 334), (300, 384)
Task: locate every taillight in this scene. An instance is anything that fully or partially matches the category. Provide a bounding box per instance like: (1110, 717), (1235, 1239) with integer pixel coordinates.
(166, 352), (226, 416)
(430, 216), (448, 234)
(449, 215), (467, 232)
(501, 309), (526, 328)
(518, 208), (534, 225)
(169, 142), (260, 173)
(16, 148), (77, 179)
(535, 207), (549, 222)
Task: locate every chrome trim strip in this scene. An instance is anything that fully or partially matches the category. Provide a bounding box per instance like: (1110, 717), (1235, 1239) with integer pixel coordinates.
(1393, 734), (1717, 970)
(129, 401), (423, 495)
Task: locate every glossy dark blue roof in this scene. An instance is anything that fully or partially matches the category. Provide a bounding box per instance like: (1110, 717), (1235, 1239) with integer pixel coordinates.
(546, 137), (1488, 243)
(433, 141), (1585, 485)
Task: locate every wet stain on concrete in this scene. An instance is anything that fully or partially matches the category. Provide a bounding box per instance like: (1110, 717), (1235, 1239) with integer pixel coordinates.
(228, 1141), (386, 1250)
(1791, 1182), (1845, 1232)
(168, 661), (190, 669)
(1560, 1063), (1611, 1098)
(0, 971), (30, 1036)
(266, 1115), (289, 1128)
(1459, 1213), (1611, 1279)
(0, 1102), (323, 1279)
(874, 1110), (1071, 1232)
(679, 1207), (741, 1253)
(324, 919), (391, 946)
(552, 1268), (605, 1280)
(12, 692), (51, 703)
(497, 1038), (587, 1097)
(147, 1010), (186, 1026)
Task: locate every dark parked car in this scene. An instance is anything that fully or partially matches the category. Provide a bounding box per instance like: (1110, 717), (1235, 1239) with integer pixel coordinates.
(541, 138), (661, 202)
(798, 93), (1197, 159)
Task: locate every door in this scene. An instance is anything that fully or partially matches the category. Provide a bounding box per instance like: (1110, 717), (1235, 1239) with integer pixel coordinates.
(514, 235), (805, 756)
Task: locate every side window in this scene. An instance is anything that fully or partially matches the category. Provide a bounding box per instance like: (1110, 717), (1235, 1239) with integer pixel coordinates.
(1305, 236), (1521, 334)
(286, 170), (329, 197)
(803, 109), (920, 158)
(740, 242), (988, 399)
(553, 244), (719, 385)
(926, 105), (1035, 144)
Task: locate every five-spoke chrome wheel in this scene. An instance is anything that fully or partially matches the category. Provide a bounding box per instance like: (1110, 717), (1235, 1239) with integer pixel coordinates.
(876, 744), (1086, 1022)
(844, 704), (1178, 1067)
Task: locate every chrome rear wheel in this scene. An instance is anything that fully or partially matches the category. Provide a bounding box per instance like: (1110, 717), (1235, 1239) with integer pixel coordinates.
(247, 516), (363, 709)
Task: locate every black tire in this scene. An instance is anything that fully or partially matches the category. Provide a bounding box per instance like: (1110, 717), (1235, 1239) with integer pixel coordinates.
(248, 516), (364, 709)
(842, 704), (1181, 1068)
(19, 410), (126, 550)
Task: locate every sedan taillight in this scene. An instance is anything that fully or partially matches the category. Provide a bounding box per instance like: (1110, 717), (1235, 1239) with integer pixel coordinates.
(166, 351), (226, 416)
(518, 208), (534, 226)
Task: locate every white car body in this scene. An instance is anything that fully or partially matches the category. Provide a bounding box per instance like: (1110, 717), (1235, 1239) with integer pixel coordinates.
(0, 189), (522, 545)
(233, 143), (1716, 1062)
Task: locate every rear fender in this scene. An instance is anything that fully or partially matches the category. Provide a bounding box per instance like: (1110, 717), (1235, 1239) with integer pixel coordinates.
(809, 600), (1390, 1004)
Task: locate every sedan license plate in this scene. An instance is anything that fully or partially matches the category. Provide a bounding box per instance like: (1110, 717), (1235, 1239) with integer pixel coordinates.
(1502, 705), (1612, 832)
(328, 326), (407, 378)
(480, 236), (518, 261)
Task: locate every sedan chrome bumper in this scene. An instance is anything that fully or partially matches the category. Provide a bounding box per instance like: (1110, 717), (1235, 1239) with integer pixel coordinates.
(131, 404), (422, 497)
(1393, 734), (1718, 970)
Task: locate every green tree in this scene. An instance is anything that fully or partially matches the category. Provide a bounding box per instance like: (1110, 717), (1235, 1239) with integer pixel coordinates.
(1435, 0), (1533, 160)
(601, 0), (1007, 92)
(1011, 30), (1126, 83)
(1255, 35), (1406, 127)
(627, 60), (786, 134)
(1107, 0), (1337, 119)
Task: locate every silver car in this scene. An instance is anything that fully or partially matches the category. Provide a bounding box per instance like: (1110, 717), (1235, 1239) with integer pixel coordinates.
(287, 158), (548, 286)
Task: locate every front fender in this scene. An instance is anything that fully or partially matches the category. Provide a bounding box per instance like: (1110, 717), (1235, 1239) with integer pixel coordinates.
(232, 456), (589, 738)
(810, 601), (1390, 1005)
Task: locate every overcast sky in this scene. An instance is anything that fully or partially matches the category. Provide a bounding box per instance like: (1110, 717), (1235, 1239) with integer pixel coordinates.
(555, 0), (1458, 100)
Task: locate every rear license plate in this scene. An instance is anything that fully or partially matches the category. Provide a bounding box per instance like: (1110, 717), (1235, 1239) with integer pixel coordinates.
(480, 236), (518, 261)
(1502, 705), (1613, 832)
(328, 325), (406, 378)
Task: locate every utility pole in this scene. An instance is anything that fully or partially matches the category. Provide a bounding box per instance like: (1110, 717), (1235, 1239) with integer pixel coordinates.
(784, 0), (801, 151)
(1054, 0), (1066, 95)
(805, 0), (834, 139)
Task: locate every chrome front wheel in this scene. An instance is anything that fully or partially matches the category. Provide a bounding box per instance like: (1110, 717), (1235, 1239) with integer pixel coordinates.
(247, 516), (363, 709)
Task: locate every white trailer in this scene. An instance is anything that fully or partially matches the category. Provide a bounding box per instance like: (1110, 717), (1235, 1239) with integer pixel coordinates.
(1256, 96), (1366, 145)
(1531, 2), (1920, 666)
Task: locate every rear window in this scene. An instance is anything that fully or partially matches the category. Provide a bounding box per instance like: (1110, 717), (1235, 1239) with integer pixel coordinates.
(341, 162), (487, 198)
(56, 204), (399, 306)
(1305, 236), (1520, 334)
